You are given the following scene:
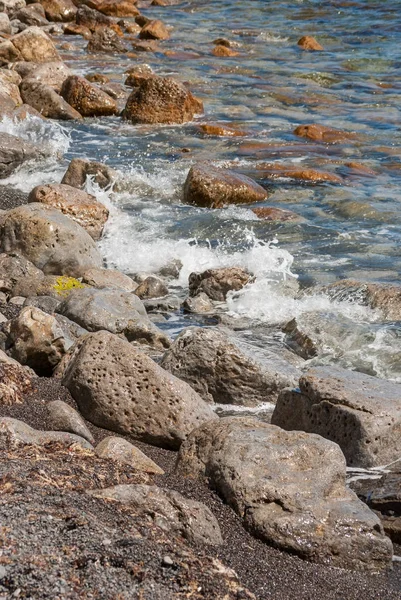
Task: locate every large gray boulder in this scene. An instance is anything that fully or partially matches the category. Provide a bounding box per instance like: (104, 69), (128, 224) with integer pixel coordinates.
(176, 417), (393, 571)
(0, 203), (103, 277)
(160, 327), (298, 406)
(88, 484), (222, 546)
(0, 133), (41, 178)
(61, 331), (217, 449)
(57, 287), (170, 350)
(272, 366), (401, 468)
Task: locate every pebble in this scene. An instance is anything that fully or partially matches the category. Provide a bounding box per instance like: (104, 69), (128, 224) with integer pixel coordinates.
(162, 555), (174, 567)
(0, 565), (7, 579)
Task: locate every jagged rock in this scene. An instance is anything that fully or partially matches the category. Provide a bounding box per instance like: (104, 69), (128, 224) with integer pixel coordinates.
(61, 330), (217, 449)
(182, 292), (213, 313)
(0, 361), (34, 405)
(95, 436), (164, 474)
(89, 484), (222, 545)
(13, 4), (48, 27)
(11, 26), (60, 62)
(76, 5), (120, 32)
(60, 75), (118, 117)
(272, 366), (401, 468)
(46, 399), (94, 443)
(61, 158), (115, 189)
(323, 279), (401, 321)
(124, 63), (154, 87)
(122, 75), (202, 125)
(0, 416), (93, 448)
(282, 317), (318, 360)
(6, 306), (68, 375)
(188, 267), (251, 301)
(184, 164), (268, 208)
(0, 203), (103, 277)
(0, 133), (41, 178)
(135, 275), (168, 299)
(0, 69), (22, 106)
(177, 417), (393, 570)
(22, 61), (73, 93)
(161, 327), (297, 406)
(40, 0), (77, 22)
(28, 183), (109, 240)
(82, 267), (136, 291)
(0, 253), (44, 298)
(23, 295), (61, 313)
(139, 19), (169, 40)
(20, 79), (82, 120)
(57, 287), (170, 350)
(86, 26), (128, 53)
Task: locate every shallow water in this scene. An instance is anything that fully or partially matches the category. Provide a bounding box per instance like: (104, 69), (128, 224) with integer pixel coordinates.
(2, 0), (401, 380)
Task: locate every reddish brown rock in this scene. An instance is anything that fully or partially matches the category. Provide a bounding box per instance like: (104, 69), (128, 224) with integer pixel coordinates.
(123, 75), (202, 124)
(40, 0), (77, 22)
(251, 207), (301, 222)
(189, 267), (251, 301)
(198, 123), (247, 137)
(344, 162), (376, 176)
(64, 23), (92, 38)
(87, 27), (128, 53)
(294, 124), (359, 144)
(184, 163), (268, 209)
(60, 75), (118, 116)
(297, 35), (324, 51)
(93, 0), (139, 17)
(124, 63), (154, 86)
(212, 44), (239, 57)
(257, 163), (343, 183)
(76, 5), (123, 34)
(131, 39), (158, 52)
(28, 183), (109, 240)
(20, 79), (82, 120)
(139, 19), (169, 40)
(61, 157), (115, 189)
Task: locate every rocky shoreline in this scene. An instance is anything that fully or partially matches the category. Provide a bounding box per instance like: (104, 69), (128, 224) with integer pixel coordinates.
(0, 0), (401, 598)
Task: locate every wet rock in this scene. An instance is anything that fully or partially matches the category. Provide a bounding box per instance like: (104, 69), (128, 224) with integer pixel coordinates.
(272, 366), (401, 468)
(46, 399), (94, 443)
(0, 253), (44, 298)
(11, 26), (60, 62)
(23, 295), (61, 313)
(182, 292), (213, 313)
(86, 26), (128, 53)
(0, 361), (34, 405)
(139, 19), (169, 40)
(57, 287), (170, 350)
(323, 279), (401, 321)
(124, 63), (154, 87)
(63, 22), (91, 38)
(297, 35), (323, 51)
(0, 203), (103, 277)
(89, 484), (222, 545)
(61, 330), (217, 449)
(23, 61), (73, 93)
(177, 417), (393, 571)
(82, 267), (136, 291)
(212, 45), (239, 57)
(61, 157), (115, 190)
(28, 183), (109, 240)
(14, 4), (48, 27)
(60, 75), (118, 117)
(76, 5), (119, 32)
(251, 207), (302, 222)
(6, 306), (68, 374)
(131, 38), (158, 52)
(135, 275), (168, 299)
(161, 327), (297, 406)
(20, 79), (82, 120)
(0, 13), (11, 34)
(0, 133), (41, 178)
(189, 267), (251, 301)
(198, 123), (247, 137)
(94, 0), (139, 17)
(0, 416), (93, 448)
(40, 0), (77, 22)
(282, 317), (318, 359)
(184, 164), (267, 209)
(95, 436), (164, 473)
(122, 75), (202, 125)
(294, 124), (359, 144)
(257, 163), (343, 183)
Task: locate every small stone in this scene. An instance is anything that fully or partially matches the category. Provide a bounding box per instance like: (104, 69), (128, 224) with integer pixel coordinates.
(297, 35), (323, 51)
(9, 296), (26, 306)
(0, 566), (7, 579)
(162, 555), (174, 567)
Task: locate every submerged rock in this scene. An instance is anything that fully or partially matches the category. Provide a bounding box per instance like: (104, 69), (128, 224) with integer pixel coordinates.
(61, 157), (115, 190)
(61, 330), (217, 449)
(177, 417), (393, 570)
(323, 279), (401, 321)
(272, 366), (401, 468)
(297, 35), (323, 51)
(294, 124), (359, 144)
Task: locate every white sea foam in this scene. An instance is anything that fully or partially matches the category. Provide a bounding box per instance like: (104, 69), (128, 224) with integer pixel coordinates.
(0, 114), (71, 156)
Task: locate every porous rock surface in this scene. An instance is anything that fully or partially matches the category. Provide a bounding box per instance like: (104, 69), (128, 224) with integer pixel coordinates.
(272, 365), (401, 468)
(177, 417), (393, 571)
(189, 266), (251, 301)
(60, 75), (118, 117)
(89, 483), (222, 545)
(0, 203), (103, 277)
(61, 330), (217, 449)
(57, 287), (170, 350)
(183, 163), (268, 208)
(161, 327), (297, 406)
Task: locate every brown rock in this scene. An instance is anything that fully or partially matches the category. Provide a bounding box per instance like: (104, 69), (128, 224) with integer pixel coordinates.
(20, 79), (82, 120)
(183, 163), (267, 209)
(11, 26), (60, 62)
(130, 38), (158, 52)
(86, 27), (128, 53)
(294, 124), (359, 144)
(76, 5), (122, 34)
(64, 22), (92, 38)
(0, 416), (93, 448)
(28, 183), (109, 240)
(251, 207), (301, 222)
(14, 4), (48, 27)
(61, 157), (115, 189)
(198, 123), (247, 137)
(47, 399), (94, 443)
(122, 75), (202, 124)
(135, 275), (168, 299)
(60, 75), (118, 116)
(0, 361), (34, 406)
(0, 133), (43, 178)
(324, 279), (401, 321)
(95, 437), (164, 473)
(13, 274), (86, 300)
(40, 0), (77, 21)
(139, 19), (169, 40)
(189, 267), (251, 301)
(212, 44), (239, 57)
(85, 73), (110, 84)
(257, 163), (343, 183)
(124, 63), (154, 86)
(0, 40), (21, 66)
(94, 0), (139, 16)
(0, 69), (22, 106)
(297, 35), (324, 51)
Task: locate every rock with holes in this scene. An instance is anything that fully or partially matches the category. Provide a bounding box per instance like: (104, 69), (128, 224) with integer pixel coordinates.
(0, 416), (93, 448)
(271, 366), (401, 468)
(95, 436), (164, 474)
(28, 183), (109, 240)
(61, 158), (116, 190)
(0, 133), (42, 178)
(46, 400), (94, 443)
(89, 484), (222, 545)
(176, 417), (393, 570)
(184, 163), (268, 209)
(189, 267), (251, 301)
(57, 287), (170, 350)
(0, 360), (34, 405)
(61, 330), (217, 449)
(86, 27), (128, 53)
(11, 26), (60, 62)
(6, 306), (69, 375)
(160, 327), (298, 406)
(60, 75), (118, 117)
(122, 75), (202, 125)
(0, 204), (103, 277)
